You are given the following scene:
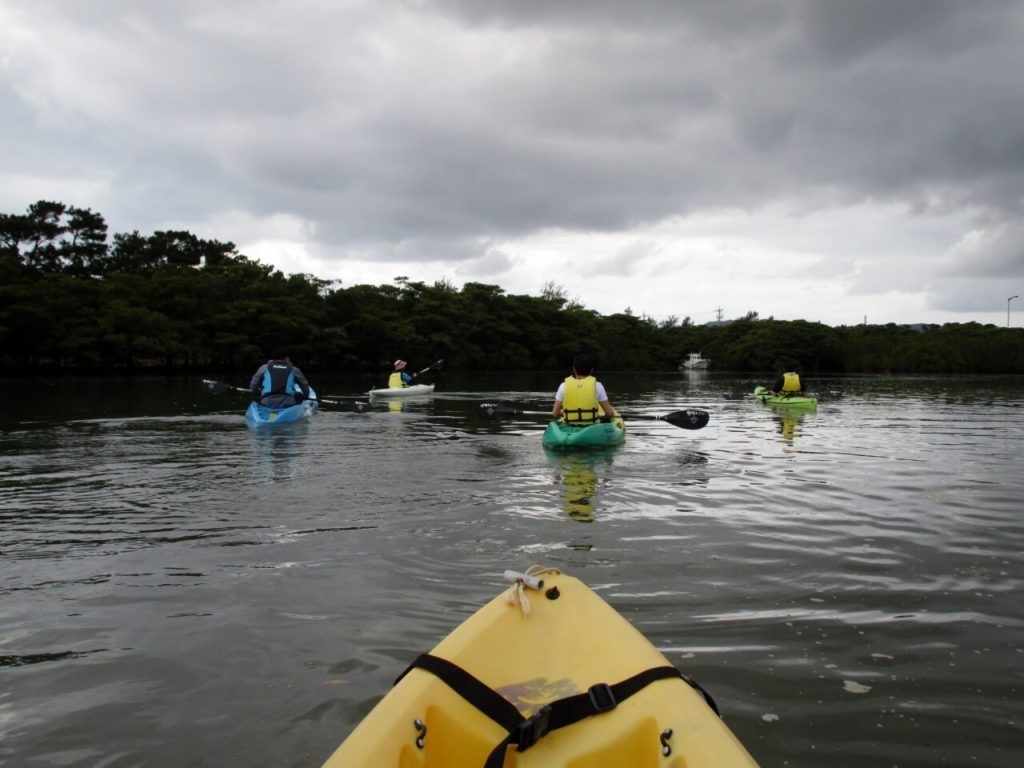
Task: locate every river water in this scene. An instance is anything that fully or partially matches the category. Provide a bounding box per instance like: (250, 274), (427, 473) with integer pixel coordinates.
(1, 373), (1022, 767)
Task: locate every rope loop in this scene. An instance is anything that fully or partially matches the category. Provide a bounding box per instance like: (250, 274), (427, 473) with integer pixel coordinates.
(503, 566), (560, 616)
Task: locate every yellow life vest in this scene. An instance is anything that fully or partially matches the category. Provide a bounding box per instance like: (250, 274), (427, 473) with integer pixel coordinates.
(388, 372), (406, 388)
(562, 375), (600, 424)
(782, 372), (802, 393)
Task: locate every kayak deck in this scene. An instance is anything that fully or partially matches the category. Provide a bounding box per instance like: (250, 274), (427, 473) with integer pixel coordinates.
(368, 383), (436, 398)
(753, 386), (817, 410)
(542, 415), (626, 449)
(321, 570), (758, 767)
(245, 389), (318, 427)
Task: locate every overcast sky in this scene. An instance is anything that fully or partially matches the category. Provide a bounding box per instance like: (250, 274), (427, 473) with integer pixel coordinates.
(3, 0), (1023, 326)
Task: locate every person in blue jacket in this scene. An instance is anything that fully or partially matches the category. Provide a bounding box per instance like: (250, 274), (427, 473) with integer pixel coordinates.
(388, 359), (418, 389)
(250, 350), (311, 408)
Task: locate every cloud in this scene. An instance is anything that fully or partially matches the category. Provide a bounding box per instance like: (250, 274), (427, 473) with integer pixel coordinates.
(2, 0), (1023, 325)
(591, 239), (661, 277)
(454, 244), (515, 279)
(942, 220), (1024, 279)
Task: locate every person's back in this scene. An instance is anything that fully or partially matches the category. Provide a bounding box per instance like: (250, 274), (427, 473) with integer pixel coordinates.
(251, 351), (310, 408)
(773, 370), (803, 395)
(553, 353), (616, 423)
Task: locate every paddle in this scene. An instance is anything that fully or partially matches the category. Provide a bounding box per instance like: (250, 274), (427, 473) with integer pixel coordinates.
(200, 379), (370, 413)
(477, 403), (710, 430)
(811, 389), (844, 400)
(416, 358), (444, 376)
(753, 385), (828, 401)
(750, 384), (844, 401)
(326, 359), (445, 399)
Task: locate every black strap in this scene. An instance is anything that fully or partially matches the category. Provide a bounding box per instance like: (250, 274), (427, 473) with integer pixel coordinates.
(482, 665), (686, 768)
(563, 407), (599, 424)
(546, 666), (683, 730)
(397, 654), (691, 768)
(395, 654), (523, 733)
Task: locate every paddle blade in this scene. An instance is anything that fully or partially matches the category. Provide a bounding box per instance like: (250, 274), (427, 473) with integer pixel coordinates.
(478, 403), (521, 421)
(201, 379), (234, 395)
(419, 358), (445, 374)
(662, 409), (710, 429)
(814, 389), (844, 400)
(315, 398), (370, 413)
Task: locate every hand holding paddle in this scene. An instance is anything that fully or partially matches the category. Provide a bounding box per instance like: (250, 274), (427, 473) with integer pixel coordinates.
(477, 403), (710, 430)
(201, 379), (370, 413)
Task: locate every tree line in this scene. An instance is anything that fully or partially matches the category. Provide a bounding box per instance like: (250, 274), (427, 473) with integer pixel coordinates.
(2, 200), (1022, 375)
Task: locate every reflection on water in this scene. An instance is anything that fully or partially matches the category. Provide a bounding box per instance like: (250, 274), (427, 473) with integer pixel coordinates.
(773, 412), (804, 442)
(249, 425), (311, 483)
(546, 451), (615, 523)
(1, 374), (1023, 768)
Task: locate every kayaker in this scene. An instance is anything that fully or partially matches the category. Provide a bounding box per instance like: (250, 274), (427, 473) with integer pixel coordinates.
(250, 350), (311, 408)
(553, 353), (616, 423)
(772, 364), (804, 397)
(388, 359), (418, 389)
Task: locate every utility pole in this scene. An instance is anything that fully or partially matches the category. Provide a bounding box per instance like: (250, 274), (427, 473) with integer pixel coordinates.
(1009, 295), (1019, 328)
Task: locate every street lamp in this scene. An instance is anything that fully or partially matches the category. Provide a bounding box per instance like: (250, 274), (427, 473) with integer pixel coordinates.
(1010, 295), (1019, 327)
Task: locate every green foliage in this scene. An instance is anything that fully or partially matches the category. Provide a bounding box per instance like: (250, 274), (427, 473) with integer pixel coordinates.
(2, 199), (1023, 374)
(1, 200), (109, 275)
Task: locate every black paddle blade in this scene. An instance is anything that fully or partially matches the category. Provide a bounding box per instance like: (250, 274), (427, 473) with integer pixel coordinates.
(814, 389), (844, 400)
(201, 379), (233, 395)
(721, 391), (746, 400)
(478, 403), (521, 421)
(662, 409), (710, 429)
(314, 398), (370, 413)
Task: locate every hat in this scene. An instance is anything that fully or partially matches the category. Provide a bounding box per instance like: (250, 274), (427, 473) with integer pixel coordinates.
(393, 359), (407, 370)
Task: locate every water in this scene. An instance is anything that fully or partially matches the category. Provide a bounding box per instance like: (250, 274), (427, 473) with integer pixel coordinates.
(1, 373), (1022, 767)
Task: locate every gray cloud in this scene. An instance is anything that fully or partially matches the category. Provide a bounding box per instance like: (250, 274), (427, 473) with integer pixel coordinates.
(943, 221), (1024, 279)
(2, 0), (1022, 322)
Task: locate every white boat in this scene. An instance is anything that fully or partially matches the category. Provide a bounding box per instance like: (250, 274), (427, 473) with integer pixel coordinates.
(682, 352), (709, 370)
(367, 383), (436, 398)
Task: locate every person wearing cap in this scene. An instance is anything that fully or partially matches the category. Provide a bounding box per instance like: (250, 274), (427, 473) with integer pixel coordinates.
(250, 349), (311, 408)
(387, 359), (418, 389)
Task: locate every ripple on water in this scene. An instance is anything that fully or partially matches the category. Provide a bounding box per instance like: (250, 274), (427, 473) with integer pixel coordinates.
(2, 378), (1024, 768)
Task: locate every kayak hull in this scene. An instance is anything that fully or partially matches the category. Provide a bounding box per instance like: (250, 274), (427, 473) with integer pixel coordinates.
(245, 387), (318, 427)
(753, 386), (817, 410)
(320, 571), (758, 767)
(542, 416), (626, 449)
(368, 383), (436, 398)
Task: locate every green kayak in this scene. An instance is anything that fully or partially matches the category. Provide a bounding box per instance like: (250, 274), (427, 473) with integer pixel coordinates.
(543, 415), (626, 449)
(753, 385), (817, 409)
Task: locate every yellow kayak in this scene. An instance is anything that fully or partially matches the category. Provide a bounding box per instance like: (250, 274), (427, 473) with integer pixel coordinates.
(321, 569), (759, 767)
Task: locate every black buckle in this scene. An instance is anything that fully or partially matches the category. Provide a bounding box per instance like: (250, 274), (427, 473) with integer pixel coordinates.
(565, 408), (598, 424)
(514, 706), (552, 752)
(588, 683), (617, 713)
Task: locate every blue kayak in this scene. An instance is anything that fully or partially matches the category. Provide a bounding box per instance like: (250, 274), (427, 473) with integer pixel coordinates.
(245, 387), (318, 427)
